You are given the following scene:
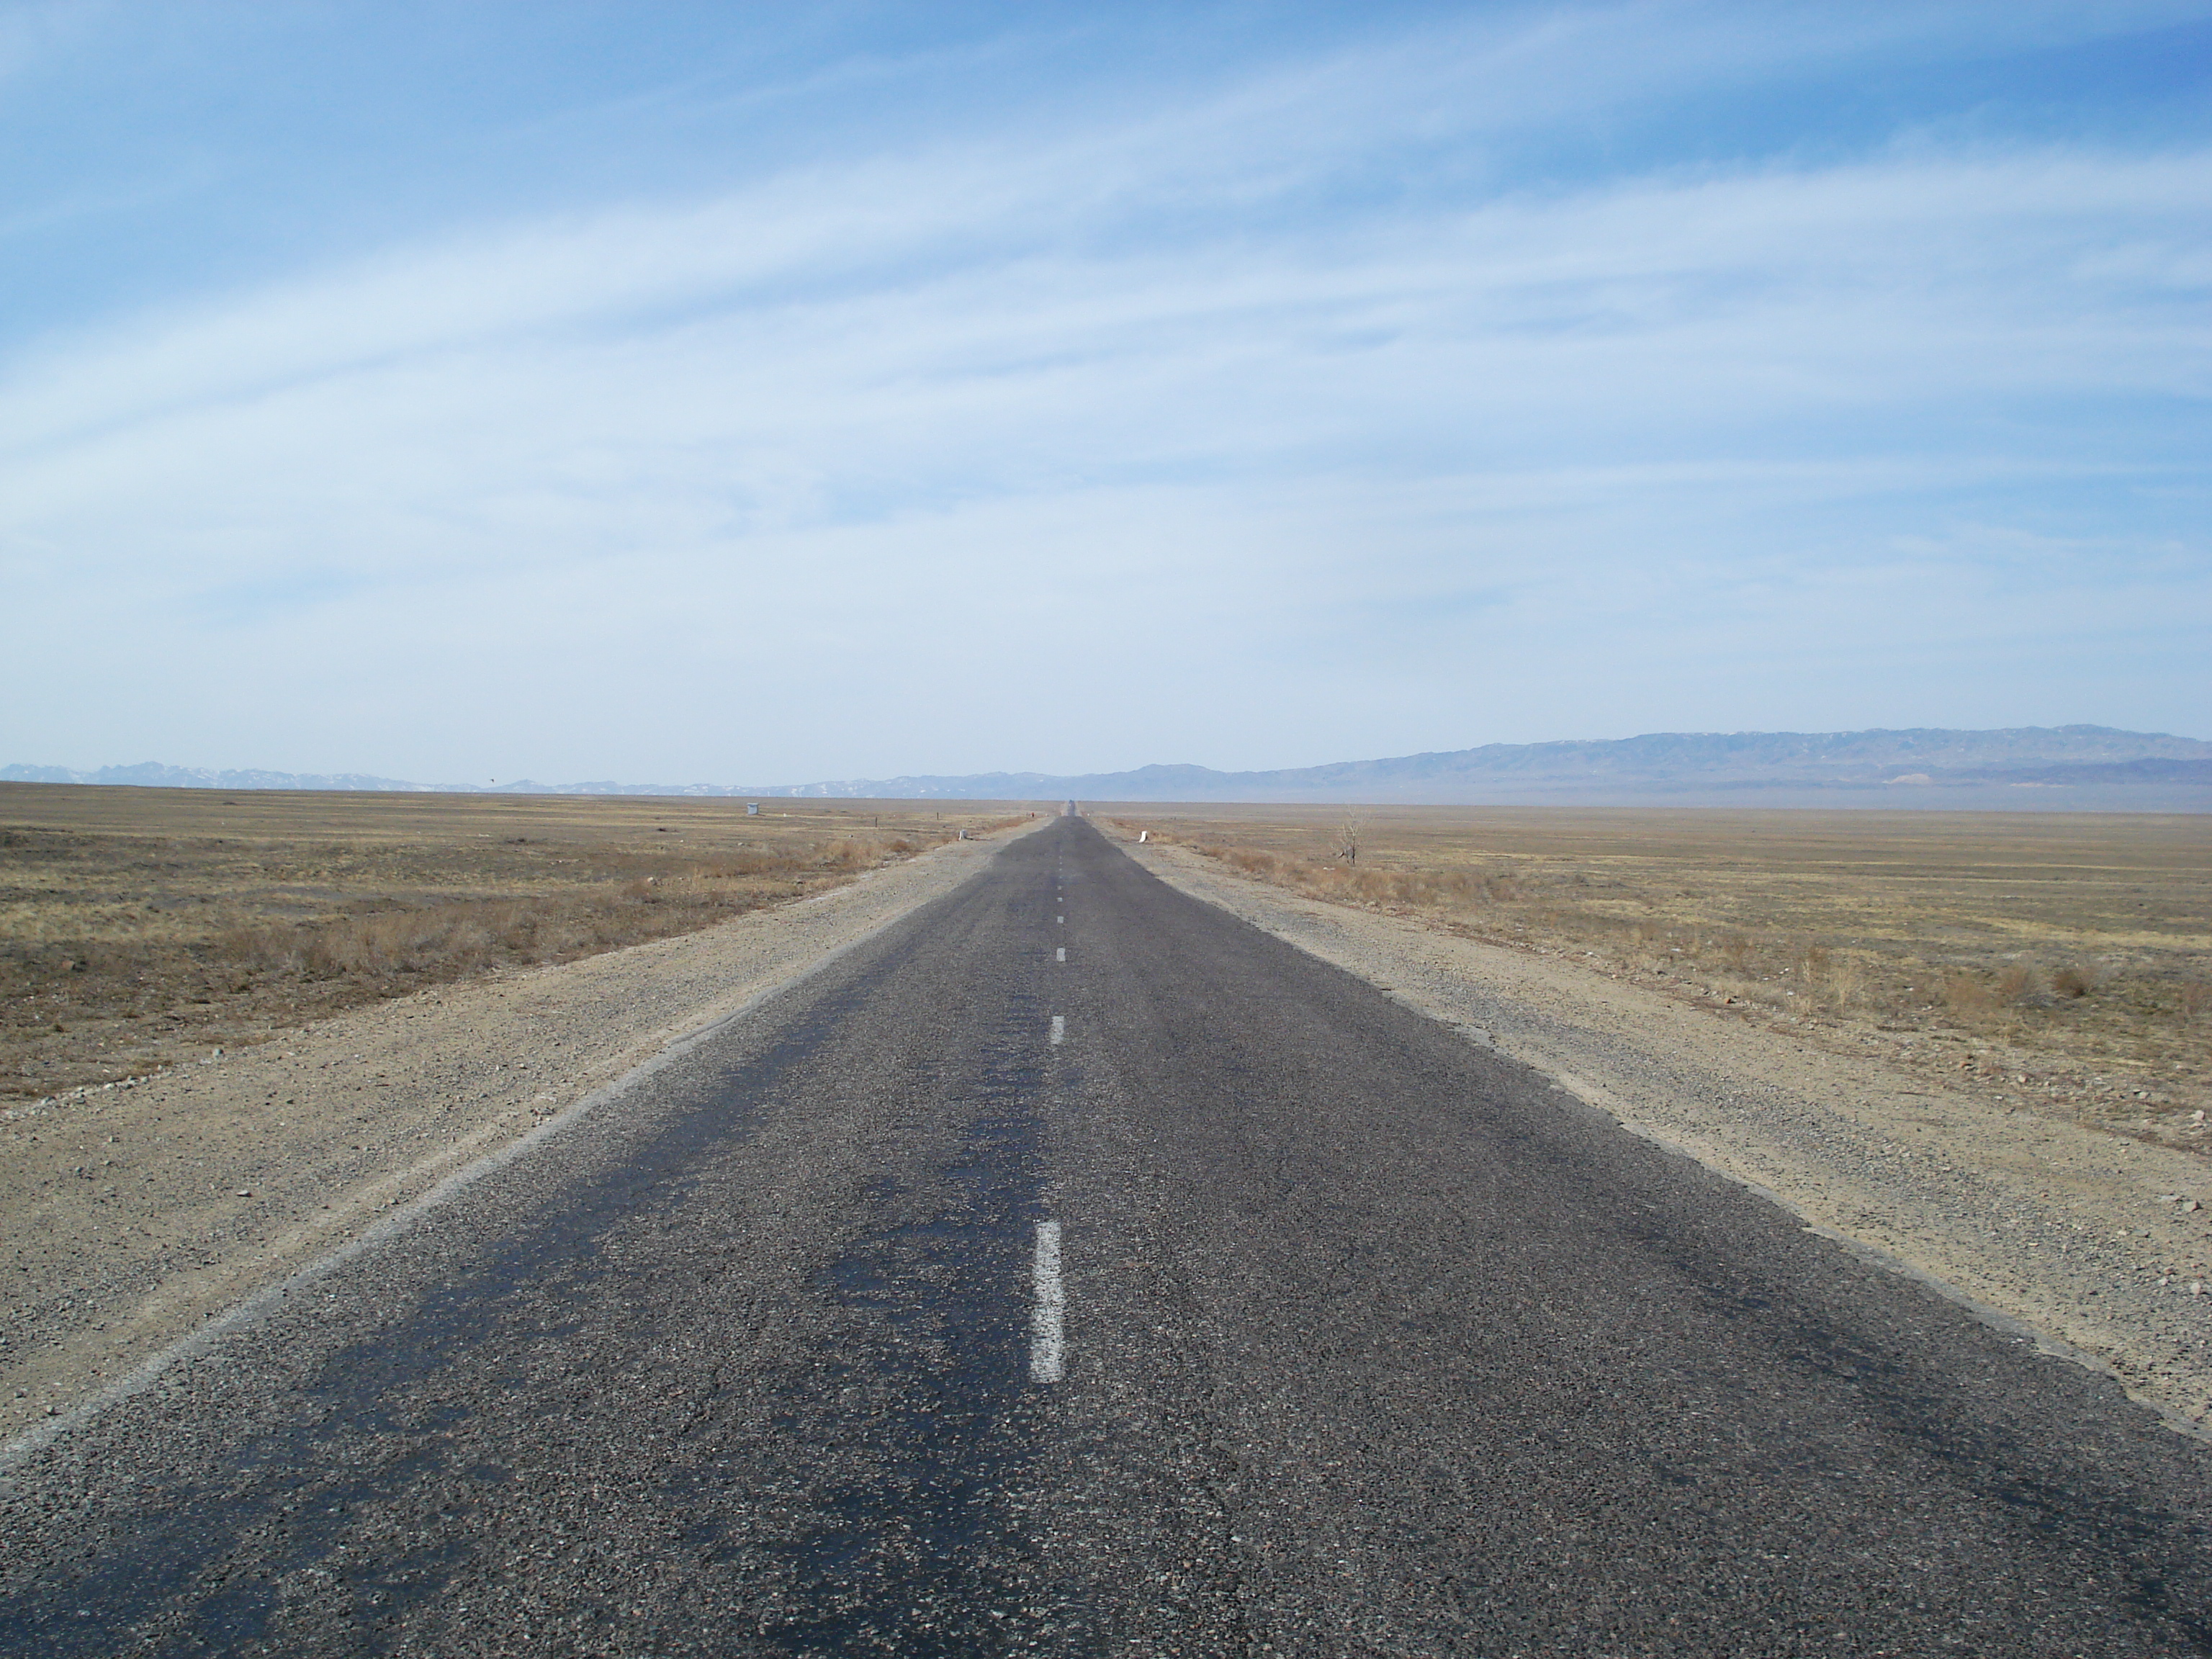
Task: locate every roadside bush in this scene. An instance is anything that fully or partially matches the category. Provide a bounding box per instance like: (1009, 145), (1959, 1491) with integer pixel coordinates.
(1943, 972), (1997, 1019)
(2051, 964), (2098, 999)
(1822, 954), (1868, 1012)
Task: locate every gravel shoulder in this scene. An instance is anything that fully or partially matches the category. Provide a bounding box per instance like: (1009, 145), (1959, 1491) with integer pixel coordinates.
(1, 824), (1040, 1445)
(1124, 835), (2212, 1438)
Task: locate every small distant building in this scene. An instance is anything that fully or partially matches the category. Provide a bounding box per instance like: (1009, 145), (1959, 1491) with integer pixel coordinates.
(746, 802), (760, 815)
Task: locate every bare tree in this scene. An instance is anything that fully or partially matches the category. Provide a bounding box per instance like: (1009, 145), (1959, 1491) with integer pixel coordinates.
(1331, 811), (1365, 866)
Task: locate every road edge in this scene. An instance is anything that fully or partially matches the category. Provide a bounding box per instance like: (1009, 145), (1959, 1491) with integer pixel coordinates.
(1118, 834), (2212, 1447)
(0, 822), (1043, 1475)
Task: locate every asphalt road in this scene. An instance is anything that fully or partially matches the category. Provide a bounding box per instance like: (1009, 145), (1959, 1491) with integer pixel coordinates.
(3, 817), (2208, 1656)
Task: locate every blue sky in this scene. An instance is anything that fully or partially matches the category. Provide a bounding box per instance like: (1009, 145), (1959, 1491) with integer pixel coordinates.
(4, 1), (2208, 785)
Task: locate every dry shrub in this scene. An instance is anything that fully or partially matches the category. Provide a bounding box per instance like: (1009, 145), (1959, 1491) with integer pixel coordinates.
(2180, 981), (2211, 1022)
(1191, 842), (1515, 918)
(2051, 963), (2098, 999)
(821, 838), (881, 871)
(305, 908), (489, 978)
(1223, 848), (1282, 878)
(1824, 954), (1867, 1012)
(212, 925), (298, 976)
(1331, 813), (1366, 866)
(693, 854), (775, 879)
(1997, 963), (2037, 1002)
(194, 849), (891, 995)
(1943, 972), (1997, 1019)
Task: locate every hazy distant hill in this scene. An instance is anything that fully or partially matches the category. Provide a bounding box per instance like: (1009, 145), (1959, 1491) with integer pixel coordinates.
(8, 726), (2209, 809)
(0, 760), (440, 793)
(751, 726), (2212, 807)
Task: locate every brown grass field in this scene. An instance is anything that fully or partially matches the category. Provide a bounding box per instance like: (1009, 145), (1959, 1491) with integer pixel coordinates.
(1, 784), (1033, 1102)
(1107, 804), (2211, 1148)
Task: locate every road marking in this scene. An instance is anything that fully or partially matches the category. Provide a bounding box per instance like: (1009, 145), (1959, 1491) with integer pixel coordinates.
(1056, 947), (1066, 962)
(1050, 1015), (1066, 1044)
(1030, 1220), (1065, 1382)
(1057, 915), (1064, 924)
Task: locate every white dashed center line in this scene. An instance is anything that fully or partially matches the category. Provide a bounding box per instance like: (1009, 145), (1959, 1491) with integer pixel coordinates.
(1057, 914), (1064, 924)
(1030, 1220), (1065, 1382)
(1049, 1015), (1066, 1045)
(1056, 947), (1066, 962)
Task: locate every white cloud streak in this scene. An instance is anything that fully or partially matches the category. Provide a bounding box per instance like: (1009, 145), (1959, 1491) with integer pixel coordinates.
(3, 5), (2208, 779)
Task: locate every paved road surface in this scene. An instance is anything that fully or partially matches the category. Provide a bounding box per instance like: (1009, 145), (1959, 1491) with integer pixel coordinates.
(4, 818), (2208, 1655)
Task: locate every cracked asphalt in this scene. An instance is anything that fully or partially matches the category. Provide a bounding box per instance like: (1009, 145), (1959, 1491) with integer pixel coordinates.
(1, 816), (2208, 1655)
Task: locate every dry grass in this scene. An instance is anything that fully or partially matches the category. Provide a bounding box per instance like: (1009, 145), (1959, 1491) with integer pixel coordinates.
(2, 784), (1033, 1100)
(1109, 804), (2212, 1148)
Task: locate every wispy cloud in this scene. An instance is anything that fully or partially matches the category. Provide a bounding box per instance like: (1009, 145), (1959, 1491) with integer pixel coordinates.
(3, 3), (2208, 780)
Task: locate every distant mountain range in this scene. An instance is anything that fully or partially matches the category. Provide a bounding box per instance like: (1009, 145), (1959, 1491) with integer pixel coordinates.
(7, 726), (2210, 809)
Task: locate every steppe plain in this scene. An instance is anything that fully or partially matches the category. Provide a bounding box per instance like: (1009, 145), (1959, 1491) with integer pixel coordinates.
(2, 786), (2208, 1444)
